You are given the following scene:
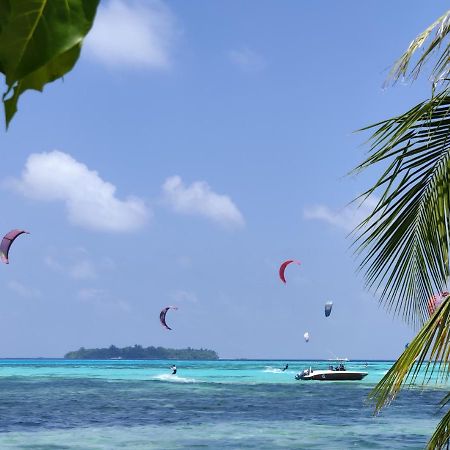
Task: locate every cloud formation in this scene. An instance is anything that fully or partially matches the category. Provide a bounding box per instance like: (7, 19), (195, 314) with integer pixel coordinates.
(85, 0), (177, 69)
(303, 197), (379, 233)
(77, 288), (131, 312)
(8, 151), (149, 232)
(7, 280), (41, 299)
(162, 175), (245, 228)
(171, 289), (198, 303)
(228, 47), (266, 72)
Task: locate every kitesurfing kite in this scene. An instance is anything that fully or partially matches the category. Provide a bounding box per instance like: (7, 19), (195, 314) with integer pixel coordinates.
(303, 332), (310, 343)
(325, 301), (333, 317)
(279, 260), (301, 284)
(0, 229), (29, 264)
(427, 291), (450, 317)
(159, 306), (178, 331)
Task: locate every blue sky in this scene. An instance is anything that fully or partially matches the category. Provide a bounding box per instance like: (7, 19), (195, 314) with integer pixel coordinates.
(0, 0), (447, 359)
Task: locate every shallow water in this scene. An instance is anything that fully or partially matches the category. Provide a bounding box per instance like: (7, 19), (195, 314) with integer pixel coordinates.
(0, 359), (446, 449)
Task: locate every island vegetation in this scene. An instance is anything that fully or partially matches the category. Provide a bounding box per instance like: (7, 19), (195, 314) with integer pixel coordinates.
(64, 345), (219, 360)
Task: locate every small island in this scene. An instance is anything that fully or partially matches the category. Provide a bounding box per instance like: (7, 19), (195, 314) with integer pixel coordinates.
(64, 345), (219, 360)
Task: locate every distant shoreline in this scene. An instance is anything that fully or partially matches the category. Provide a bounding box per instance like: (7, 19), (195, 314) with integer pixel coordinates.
(0, 357), (398, 362)
(64, 345), (219, 360)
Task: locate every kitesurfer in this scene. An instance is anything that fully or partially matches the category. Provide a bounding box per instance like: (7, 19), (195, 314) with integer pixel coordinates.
(171, 365), (177, 375)
(281, 364), (289, 371)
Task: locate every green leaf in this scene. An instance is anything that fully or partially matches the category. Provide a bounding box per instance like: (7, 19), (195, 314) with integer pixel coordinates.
(368, 296), (450, 448)
(370, 295), (450, 411)
(353, 91), (450, 326)
(0, 0), (99, 127)
(3, 43), (81, 125)
(355, 9), (450, 449)
(428, 408), (450, 449)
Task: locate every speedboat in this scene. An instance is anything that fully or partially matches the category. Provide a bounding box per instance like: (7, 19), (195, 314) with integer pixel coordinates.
(295, 364), (367, 381)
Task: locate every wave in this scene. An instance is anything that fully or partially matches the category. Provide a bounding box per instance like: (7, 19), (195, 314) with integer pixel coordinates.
(152, 373), (197, 383)
(263, 367), (285, 373)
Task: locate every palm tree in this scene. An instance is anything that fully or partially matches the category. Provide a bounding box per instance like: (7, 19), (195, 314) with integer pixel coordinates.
(354, 9), (450, 449)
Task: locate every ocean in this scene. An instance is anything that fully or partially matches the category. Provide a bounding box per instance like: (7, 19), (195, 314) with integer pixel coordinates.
(0, 359), (445, 449)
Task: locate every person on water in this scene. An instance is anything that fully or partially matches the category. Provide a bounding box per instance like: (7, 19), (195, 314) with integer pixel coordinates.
(170, 365), (177, 375)
(282, 364), (289, 371)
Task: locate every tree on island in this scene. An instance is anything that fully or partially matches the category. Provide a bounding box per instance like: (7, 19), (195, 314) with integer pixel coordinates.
(64, 345), (219, 360)
(355, 9), (450, 449)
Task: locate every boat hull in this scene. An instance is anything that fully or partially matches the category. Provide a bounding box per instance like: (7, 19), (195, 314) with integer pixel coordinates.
(296, 370), (368, 381)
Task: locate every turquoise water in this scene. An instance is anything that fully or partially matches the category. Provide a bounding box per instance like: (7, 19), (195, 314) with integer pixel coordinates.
(0, 359), (446, 449)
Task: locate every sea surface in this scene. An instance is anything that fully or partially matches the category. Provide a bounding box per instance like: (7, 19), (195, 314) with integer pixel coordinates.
(0, 359), (447, 449)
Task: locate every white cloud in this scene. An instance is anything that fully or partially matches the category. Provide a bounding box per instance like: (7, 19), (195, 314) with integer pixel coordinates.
(77, 288), (106, 301)
(171, 289), (198, 303)
(44, 248), (116, 281)
(229, 47), (266, 72)
(44, 255), (63, 272)
(303, 197), (379, 233)
(45, 254), (96, 280)
(7, 280), (41, 299)
(85, 0), (177, 69)
(77, 288), (131, 312)
(69, 260), (97, 280)
(176, 255), (192, 269)
(8, 151), (149, 232)
(162, 175), (245, 229)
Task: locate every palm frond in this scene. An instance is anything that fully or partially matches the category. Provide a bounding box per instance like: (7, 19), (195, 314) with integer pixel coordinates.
(353, 91), (450, 325)
(388, 9), (450, 88)
(427, 392), (450, 449)
(370, 294), (450, 412)
(427, 407), (450, 449)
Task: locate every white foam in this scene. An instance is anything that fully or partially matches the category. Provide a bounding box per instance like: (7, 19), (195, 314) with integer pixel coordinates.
(263, 366), (283, 373)
(152, 373), (197, 383)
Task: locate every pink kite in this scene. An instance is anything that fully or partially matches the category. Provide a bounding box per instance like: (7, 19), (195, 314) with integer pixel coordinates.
(279, 260), (301, 284)
(0, 229), (29, 264)
(427, 292), (449, 317)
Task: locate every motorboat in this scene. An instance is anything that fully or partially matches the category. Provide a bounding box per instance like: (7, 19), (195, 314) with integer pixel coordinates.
(295, 364), (367, 381)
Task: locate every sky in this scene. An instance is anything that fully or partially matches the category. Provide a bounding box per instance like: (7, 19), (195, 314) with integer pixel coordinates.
(0, 0), (447, 359)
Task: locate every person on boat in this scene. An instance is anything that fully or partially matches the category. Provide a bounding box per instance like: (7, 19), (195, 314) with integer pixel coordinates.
(282, 364), (289, 371)
(339, 363), (345, 371)
(170, 365), (177, 375)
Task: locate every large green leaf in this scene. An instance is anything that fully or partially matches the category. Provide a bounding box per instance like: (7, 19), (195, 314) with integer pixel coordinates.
(368, 296), (450, 449)
(355, 8), (450, 449)
(0, 0), (99, 127)
(370, 295), (450, 411)
(353, 91), (450, 326)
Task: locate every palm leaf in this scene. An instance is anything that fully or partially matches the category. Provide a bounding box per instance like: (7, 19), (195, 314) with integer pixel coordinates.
(387, 9), (450, 88)
(428, 408), (450, 450)
(370, 294), (450, 411)
(369, 295), (450, 449)
(353, 90), (450, 326)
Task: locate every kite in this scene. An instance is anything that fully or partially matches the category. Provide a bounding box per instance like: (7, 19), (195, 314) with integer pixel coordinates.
(279, 260), (301, 284)
(160, 306), (178, 330)
(303, 332), (310, 343)
(427, 292), (449, 317)
(0, 229), (29, 264)
(325, 301), (333, 317)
